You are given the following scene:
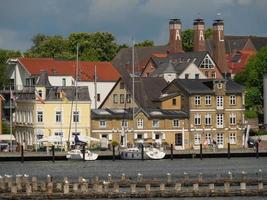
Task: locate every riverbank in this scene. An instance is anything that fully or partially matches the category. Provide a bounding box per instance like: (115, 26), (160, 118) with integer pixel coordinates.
(0, 148), (266, 161)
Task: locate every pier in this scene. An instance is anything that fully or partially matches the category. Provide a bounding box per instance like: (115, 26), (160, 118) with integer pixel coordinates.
(0, 171), (266, 199)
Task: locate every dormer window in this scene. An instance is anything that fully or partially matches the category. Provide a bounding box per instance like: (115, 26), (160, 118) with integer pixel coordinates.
(217, 83), (223, 89)
(38, 90), (42, 98)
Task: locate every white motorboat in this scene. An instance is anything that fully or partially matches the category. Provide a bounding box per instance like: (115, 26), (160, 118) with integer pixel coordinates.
(120, 146), (165, 160)
(66, 149), (98, 161)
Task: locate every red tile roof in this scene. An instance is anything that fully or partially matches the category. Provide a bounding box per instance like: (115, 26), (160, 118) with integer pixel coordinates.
(18, 58), (120, 81)
(226, 50), (256, 74)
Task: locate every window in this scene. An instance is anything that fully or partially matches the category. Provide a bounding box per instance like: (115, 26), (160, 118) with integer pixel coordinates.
(73, 111), (79, 122)
(99, 120), (106, 128)
(205, 133), (212, 144)
(37, 111), (43, 122)
(216, 133), (224, 146)
(56, 111), (62, 123)
(194, 96), (201, 105)
(205, 96), (211, 105)
(120, 94), (124, 104)
(211, 72), (216, 79)
(216, 96), (223, 109)
(229, 113), (236, 125)
(55, 132), (63, 137)
(229, 132), (236, 144)
(194, 133), (201, 145)
(113, 94), (118, 104)
(38, 90), (42, 98)
(62, 78), (66, 86)
(137, 134), (143, 139)
(97, 94), (100, 101)
(216, 114), (224, 128)
(205, 113), (212, 125)
(200, 56), (214, 69)
(155, 134), (160, 140)
(195, 74), (199, 79)
(194, 114), (201, 125)
(137, 119), (144, 129)
(72, 132), (80, 136)
(120, 82), (124, 89)
(217, 83), (223, 89)
(229, 95), (236, 105)
(152, 120), (159, 128)
(185, 74), (189, 79)
(205, 71), (209, 77)
(126, 94), (131, 103)
(172, 98), (176, 106)
(173, 119), (179, 128)
(121, 120), (128, 127)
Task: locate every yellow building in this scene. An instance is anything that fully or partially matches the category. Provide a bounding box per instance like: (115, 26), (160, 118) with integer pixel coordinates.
(15, 71), (91, 150)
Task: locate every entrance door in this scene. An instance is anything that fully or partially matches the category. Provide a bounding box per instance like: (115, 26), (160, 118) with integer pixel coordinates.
(216, 133), (224, 148)
(175, 133), (183, 149)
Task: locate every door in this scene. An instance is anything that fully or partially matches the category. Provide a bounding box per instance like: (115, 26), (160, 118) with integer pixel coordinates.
(216, 133), (224, 148)
(175, 133), (183, 149)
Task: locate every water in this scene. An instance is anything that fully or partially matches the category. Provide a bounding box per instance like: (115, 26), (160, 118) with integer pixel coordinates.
(0, 157), (266, 181)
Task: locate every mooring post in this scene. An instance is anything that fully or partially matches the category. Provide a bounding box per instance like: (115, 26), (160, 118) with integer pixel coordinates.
(208, 183), (215, 193)
(160, 183), (165, 191)
(224, 182), (230, 193)
(121, 173), (126, 181)
(21, 145), (24, 163)
(200, 144), (203, 160)
(193, 183), (199, 191)
(52, 145), (55, 162)
(227, 143), (231, 159)
(47, 182), (53, 194)
(32, 177), (38, 191)
(112, 145), (115, 161)
(26, 183), (32, 195)
(11, 184), (17, 194)
(257, 169), (263, 190)
(175, 183), (182, 191)
(15, 175), (22, 191)
(108, 173), (112, 182)
(113, 183), (119, 193)
(137, 173), (143, 182)
(166, 173), (171, 183)
(256, 142), (259, 159)
(141, 144), (144, 161)
(73, 183), (78, 192)
(63, 180), (69, 194)
(198, 173), (203, 183)
(130, 183), (136, 193)
(170, 144), (173, 160)
(0, 176), (5, 191)
(145, 184), (151, 192)
(228, 171), (233, 180)
(82, 145), (85, 161)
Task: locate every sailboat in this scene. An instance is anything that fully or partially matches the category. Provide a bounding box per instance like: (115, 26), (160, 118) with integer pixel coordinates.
(66, 44), (98, 161)
(119, 40), (165, 160)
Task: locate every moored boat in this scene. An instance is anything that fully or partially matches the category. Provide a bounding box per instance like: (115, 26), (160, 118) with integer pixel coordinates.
(66, 149), (98, 161)
(120, 146), (165, 160)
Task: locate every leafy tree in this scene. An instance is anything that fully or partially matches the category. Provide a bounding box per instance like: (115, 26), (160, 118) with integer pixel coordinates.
(135, 40), (154, 47)
(234, 46), (267, 112)
(0, 49), (21, 88)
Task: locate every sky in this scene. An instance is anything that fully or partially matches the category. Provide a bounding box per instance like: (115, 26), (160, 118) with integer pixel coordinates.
(0, 0), (267, 51)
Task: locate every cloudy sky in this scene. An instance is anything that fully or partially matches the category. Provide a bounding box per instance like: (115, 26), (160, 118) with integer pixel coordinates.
(0, 0), (266, 51)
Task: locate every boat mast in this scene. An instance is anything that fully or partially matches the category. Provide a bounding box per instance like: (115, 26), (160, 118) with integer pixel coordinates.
(9, 84), (13, 152)
(94, 65), (97, 109)
(132, 39), (135, 146)
(75, 44), (79, 137)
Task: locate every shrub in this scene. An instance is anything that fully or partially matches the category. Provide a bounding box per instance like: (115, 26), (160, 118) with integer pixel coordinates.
(256, 131), (267, 136)
(245, 110), (258, 119)
(111, 141), (119, 147)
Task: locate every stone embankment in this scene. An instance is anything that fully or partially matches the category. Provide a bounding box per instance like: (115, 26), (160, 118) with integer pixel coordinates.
(0, 170), (266, 199)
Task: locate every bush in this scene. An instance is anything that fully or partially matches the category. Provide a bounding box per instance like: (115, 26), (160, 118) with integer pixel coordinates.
(111, 141), (119, 147)
(256, 131), (267, 136)
(245, 110), (258, 119)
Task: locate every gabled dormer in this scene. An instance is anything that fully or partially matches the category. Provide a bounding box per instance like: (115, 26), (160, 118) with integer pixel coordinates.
(213, 79), (226, 96)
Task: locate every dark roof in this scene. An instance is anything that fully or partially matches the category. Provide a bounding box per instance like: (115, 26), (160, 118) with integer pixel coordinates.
(170, 79), (244, 94)
(17, 86), (90, 102)
(36, 71), (52, 87)
(250, 36), (267, 50)
(150, 61), (190, 76)
(92, 108), (188, 119)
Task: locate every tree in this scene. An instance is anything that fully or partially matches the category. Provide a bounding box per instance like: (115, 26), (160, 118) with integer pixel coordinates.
(135, 40), (154, 47)
(234, 46), (267, 112)
(0, 49), (21, 88)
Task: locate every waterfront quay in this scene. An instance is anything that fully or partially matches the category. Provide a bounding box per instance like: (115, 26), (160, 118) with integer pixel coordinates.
(0, 158), (266, 199)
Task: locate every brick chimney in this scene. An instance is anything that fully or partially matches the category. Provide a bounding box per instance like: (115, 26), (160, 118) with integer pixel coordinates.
(193, 18), (206, 52)
(212, 19), (228, 73)
(168, 19), (183, 53)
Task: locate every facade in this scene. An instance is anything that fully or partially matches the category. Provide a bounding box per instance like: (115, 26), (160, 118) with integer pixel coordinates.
(14, 72), (91, 150)
(0, 95), (5, 134)
(7, 58), (119, 109)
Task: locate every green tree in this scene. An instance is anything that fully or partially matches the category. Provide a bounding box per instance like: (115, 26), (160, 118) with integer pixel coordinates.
(234, 46), (267, 112)
(0, 49), (21, 88)
(135, 40), (154, 47)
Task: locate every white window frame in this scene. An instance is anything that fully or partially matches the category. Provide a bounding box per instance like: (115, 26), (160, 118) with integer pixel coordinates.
(73, 111), (79, 122)
(173, 119), (179, 128)
(229, 132), (236, 144)
(229, 113), (236, 125)
(205, 133), (212, 144)
(229, 95), (236, 105)
(152, 120), (159, 128)
(194, 96), (201, 105)
(216, 133), (224, 147)
(200, 55), (215, 69)
(121, 120), (128, 128)
(205, 95), (211, 105)
(55, 111), (62, 123)
(216, 96), (224, 109)
(194, 133), (201, 145)
(55, 132), (63, 137)
(216, 114), (224, 128)
(37, 111), (43, 123)
(205, 113), (212, 125)
(194, 114), (201, 125)
(137, 119), (144, 129)
(99, 120), (106, 128)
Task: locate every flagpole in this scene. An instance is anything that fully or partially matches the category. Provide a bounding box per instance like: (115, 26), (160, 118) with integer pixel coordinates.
(9, 84), (13, 152)
(94, 65), (97, 109)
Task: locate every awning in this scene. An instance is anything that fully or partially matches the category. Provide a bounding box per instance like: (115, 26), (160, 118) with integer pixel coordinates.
(0, 134), (16, 141)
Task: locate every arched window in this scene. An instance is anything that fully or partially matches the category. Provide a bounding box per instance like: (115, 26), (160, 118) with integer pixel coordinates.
(38, 90), (42, 98)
